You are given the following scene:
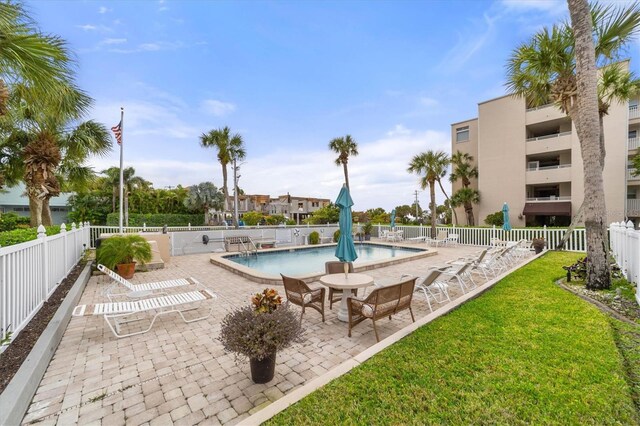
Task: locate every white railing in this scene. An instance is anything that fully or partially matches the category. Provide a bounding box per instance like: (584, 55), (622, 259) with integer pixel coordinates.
(525, 131), (572, 142)
(629, 137), (640, 150)
(628, 199), (640, 215)
(630, 105), (640, 120)
(526, 103), (555, 112)
(628, 170), (640, 181)
(0, 222), (90, 346)
(375, 224), (587, 252)
(525, 196), (572, 201)
(527, 164), (571, 171)
(609, 221), (640, 304)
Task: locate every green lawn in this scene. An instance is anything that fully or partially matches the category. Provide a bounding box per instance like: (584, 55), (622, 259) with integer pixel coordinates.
(267, 252), (638, 425)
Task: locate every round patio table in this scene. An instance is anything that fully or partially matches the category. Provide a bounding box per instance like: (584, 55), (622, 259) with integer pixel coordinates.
(319, 273), (374, 322)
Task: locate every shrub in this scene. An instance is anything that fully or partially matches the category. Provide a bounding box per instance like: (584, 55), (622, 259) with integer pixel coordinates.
(563, 257), (623, 281)
(484, 211), (504, 226)
(0, 213), (30, 232)
(309, 231), (320, 245)
(96, 235), (152, 269)
(363, 222), (373, 235)
(106, 213), (204, 226)
(220, 289), (303, 361)
(333, 230), (340, 242)
(0, 226), (61, 247)
(242, 211), (264, 226)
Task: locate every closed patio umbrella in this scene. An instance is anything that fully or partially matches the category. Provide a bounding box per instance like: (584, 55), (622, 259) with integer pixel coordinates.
(502, 202), (512, 231)
(390, 209), (396, 230)
(335, 184), (358, 276)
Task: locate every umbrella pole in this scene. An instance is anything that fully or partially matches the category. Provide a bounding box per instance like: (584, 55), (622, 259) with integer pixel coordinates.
(344, 262), (349, 279)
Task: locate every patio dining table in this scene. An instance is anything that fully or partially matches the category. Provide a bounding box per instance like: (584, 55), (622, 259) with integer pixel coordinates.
(319, 273), (374, 322)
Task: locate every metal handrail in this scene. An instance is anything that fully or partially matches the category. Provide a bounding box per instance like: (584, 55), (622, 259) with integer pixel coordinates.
(525, 196), (571, 202)
(527, 164), (571, 171)
(525, 131), (572, 142)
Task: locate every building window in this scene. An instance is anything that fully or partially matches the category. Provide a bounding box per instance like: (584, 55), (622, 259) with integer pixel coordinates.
(630, 130), (637, 139)
(298, 202), (304, 209)
(456, 126), (469, 142)
(628, 189), (637, 200)
(312, 202), (319, 207)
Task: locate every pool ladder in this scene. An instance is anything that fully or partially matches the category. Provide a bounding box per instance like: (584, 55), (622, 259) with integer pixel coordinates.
(238, 238), (258, 257)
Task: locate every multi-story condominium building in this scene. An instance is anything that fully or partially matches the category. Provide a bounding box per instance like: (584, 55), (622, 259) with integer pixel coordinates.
(451, 64), (636, 227)
(219, 193), (331, 224)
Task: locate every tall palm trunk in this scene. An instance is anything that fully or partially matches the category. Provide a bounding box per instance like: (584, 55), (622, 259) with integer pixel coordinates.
(112, 185), (117, 212)
(343, 162), (350, 190)
(42, 198), (53, 226)
(464, 201), (475, 226)
(568, 0), (610, 290)
(124, 192), (129, 226)
(429, 181), (436, 238)
(221, 163), (229, 220)
(436, 179), (458, 225)
(28, 196), (42, 227)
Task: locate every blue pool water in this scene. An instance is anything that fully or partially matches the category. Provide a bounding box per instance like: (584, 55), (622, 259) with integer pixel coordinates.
(226, 244), (424, 277)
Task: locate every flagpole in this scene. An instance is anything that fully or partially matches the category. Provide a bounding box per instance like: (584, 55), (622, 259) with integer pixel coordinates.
(118, 107), (124, 234)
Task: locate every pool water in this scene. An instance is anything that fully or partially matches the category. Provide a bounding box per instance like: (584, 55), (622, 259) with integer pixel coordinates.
(226, 244), (424, 277)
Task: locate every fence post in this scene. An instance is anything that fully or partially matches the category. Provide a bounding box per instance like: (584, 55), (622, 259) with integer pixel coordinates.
(60, 223), (67, 275)
(543, 225), (548, 248)
(143, 222), (147, 232)
(37, 225), (48, 301)
(188, 223), (192, 231)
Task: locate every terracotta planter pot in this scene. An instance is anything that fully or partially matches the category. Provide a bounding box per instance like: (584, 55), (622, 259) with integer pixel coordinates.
(250, 353), (276, 383)
(116, 262), (136, 279)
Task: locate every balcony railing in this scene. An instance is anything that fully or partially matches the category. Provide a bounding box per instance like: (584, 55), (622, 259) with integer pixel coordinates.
(526, 103), (554, 112)
(628, 199), (640, 215)
(525, 131), (572, 142)
(629, 170), (640, 181)
(526, 196), (571, 202)
(631, 105), (640, 120)
(527, 164), (572, 171)
(630, 137), (640, 150)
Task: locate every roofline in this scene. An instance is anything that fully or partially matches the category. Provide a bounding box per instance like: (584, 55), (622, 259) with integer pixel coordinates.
(451, 117), (478, 127)
(478, 93), (513, 106)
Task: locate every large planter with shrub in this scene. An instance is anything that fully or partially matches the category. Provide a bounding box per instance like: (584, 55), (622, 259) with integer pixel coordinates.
(532, 238), (545, 254)
(363, 222), (373, 241)
(96, 234), (152, 279)
(220, 289), (303, 383)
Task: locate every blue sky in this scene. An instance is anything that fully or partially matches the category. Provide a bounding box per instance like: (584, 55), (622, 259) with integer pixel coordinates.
(27, 0), (636, 211)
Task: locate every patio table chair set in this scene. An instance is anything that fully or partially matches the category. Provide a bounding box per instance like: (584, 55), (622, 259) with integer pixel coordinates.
(73, 264), (217, 338)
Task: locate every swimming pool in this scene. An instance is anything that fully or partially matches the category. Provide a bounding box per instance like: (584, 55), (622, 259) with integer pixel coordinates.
(210, 243), (435, 284)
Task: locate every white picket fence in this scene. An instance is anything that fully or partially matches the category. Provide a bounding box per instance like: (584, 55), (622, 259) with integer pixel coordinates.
(0, 222), (90, 345)
(376, 224), (587, 252)
(609, 221), (640, 304)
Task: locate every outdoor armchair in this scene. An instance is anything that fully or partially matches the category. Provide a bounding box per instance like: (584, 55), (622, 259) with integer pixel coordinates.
(281, 274), (326, 323)
(325, 261), (356, 310)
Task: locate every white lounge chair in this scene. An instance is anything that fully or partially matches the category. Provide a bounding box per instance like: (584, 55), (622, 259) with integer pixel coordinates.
(98, 264), (201, 301)
(439, 262), (476, 294)
(402, 269), (450, 312)
(426, 230), (448, 247)
(72, 288), (217, 338)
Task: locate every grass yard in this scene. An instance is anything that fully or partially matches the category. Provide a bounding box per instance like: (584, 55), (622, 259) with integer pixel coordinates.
(267, 252), (639, 425)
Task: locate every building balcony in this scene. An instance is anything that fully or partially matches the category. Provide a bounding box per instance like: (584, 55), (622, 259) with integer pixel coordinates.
(525, 164), (572, 185)
(631, 105), (640, 120)
(525, 131), (572, 155)
(630, 137), (640, 151)
(525, 103), (565, 125)
(629, 170), (640, 181)
(628, 199), (640, 217)
(525, 195), (572, 202)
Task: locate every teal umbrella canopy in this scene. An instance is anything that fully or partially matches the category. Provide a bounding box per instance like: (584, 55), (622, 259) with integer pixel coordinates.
(335, 185), (358, 263)
(502, 202), (512, 231)
(390, 209), (396, 230)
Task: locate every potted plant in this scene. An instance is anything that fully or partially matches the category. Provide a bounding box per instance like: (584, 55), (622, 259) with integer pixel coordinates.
(333, 229), (340, 242)
(308, 231), (320, 245)
(220, 289), (303, 383)
(532, 237), (545, 254)
(363, 222), (373, 241)
(97, 234), (152, 279)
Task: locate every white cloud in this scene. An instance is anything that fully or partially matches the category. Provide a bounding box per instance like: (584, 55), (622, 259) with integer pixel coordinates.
(158, 0), (169, 12)
(98, 6), (111, 14)
(419, 97), (439, 108)
(102, 38), (127, 45)
(500, 0), (565, 15)
(108, 41), (184, 54)
(87, 125), (451, 210)
(77, 24), (97, 31)
(438, 13), (498, 71)
(201, 100), (237, 117)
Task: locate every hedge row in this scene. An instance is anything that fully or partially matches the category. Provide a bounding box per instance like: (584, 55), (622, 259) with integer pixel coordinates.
(0, 225), (61, 247)
(106, 213), (205, 227)
(0, 213), (31, 232)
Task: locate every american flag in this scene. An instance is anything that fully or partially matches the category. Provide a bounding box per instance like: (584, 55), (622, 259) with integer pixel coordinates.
(111, 121), (122, 145)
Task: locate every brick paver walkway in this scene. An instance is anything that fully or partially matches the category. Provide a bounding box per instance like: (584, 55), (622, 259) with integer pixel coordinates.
(22, 244), (520, 425)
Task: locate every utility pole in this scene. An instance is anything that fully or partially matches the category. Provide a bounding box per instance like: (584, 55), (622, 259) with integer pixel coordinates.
(233, 158), (240, 228)
(413, 190), (420, 221)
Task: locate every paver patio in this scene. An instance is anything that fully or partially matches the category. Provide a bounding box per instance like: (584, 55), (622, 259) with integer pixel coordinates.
(21, 243), (523, 425)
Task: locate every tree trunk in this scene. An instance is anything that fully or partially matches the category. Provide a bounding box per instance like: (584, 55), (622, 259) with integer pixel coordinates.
(568, 0), (611, 290)
(436, 179), (458, 225)
(28, 195), (43, 228)
(429, 182), (436, 238)
(112, 185), (117, 212)
(42, 198), (53, 226)
(221, 163), (229, 221)
(464, 201), (475, 226)
(124, 192), (129, 226)
(343, 162), (350, 190)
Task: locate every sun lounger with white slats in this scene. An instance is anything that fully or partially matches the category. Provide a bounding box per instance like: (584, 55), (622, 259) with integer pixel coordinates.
(98, 264), (201, 301)
(73, 289), (217, 338)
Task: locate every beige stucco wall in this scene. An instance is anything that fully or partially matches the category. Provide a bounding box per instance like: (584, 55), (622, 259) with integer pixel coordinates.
(450, 118), (479, 225)
(477, 96), (527, 227)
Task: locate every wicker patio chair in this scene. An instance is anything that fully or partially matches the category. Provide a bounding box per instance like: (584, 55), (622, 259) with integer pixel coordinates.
(280, 274), (326, 323)
(347, 276), (417, 342)
(325, 261), (356, 310)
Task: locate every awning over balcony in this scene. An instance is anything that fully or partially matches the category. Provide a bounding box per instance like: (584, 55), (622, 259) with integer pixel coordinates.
(522, 202), (572, 216)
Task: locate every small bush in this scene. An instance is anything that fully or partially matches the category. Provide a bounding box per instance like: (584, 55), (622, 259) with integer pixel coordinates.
(0, 226), (61, 247)
(0, 213), (29, 232)
(484, 211), (504, 226)
(97, 235), (153, 269)
(309, 231), (320, 245)
(106, 213), (204, 226)
(563, 257), (623, 282)
(333, 230), (340, 242)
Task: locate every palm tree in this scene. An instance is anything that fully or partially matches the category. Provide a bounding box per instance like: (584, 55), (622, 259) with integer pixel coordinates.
(407, 150), (449, 238)
(184, 182), (224, 224)
(0, 2), (75, 117)
(449, 151), (479, 225)
(505, 2), (640, 290)
(101, 167), (150, 226)
(200, 127), (246, 224)
(329, 135), (358, 190)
